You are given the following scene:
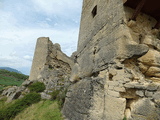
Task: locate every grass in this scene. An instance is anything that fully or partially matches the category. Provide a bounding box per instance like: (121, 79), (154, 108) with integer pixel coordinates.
(0, 93), (41, 120)
(0, 97), (7, 109)
(13, 100), (63, 120)
(0, 96), (63, 120)
(0, 69), (28, 91)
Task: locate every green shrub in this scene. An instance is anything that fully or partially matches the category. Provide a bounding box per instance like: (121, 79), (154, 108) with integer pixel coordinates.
(50, 90), (60, 100)
(22, 92), (41, 104)
(28, 82), (45, 93)
(57, 89), (67, 109)
(50, 88), (67, 109)
(0, 92), (41, 120)
(123, 116), (127, 120)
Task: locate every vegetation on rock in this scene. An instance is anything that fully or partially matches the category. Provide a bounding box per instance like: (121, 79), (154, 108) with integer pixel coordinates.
(0, 92), (41, 120)
(50, 88), (67, 109)
(28, 82), (46, 92)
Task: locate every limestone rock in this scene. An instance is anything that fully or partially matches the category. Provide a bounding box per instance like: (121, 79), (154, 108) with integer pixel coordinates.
(153, 92), (160, 105)
(130, 98), (160, 120)
(145, 90), (154, 97)
(21, 80), (34, 87)
(142, 35), (160, 51)
(136, 90), (144, 97)
(62, 0), (160, 118)
(63, 78), (95, 120)
(40, 92), (51, 100)
(118, 44), (149, 60)
(145, 66), (160, 77)
(70, 63), (80, 82)
(2, 86), (18, 97)
(138, 49), (160, 67)
(104, 96), (126, 120)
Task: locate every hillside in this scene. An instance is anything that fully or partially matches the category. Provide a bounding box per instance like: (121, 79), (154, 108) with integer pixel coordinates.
(0, 67), (22, 74)
(0, 69), (29, 91)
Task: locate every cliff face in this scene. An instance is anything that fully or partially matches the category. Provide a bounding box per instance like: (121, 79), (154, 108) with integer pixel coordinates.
(62, 0), (160, 120)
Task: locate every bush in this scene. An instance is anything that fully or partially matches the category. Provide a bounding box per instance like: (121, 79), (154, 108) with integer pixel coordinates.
(50, 90), (60, 100)
(28, 82), (45, 93)
(22, 92), (41, 104)
(50, 88), (67, 109)
(123, 116), (127, 120)
(0, 93), (41, 120)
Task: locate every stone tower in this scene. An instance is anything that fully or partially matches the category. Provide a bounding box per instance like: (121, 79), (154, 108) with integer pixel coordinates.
(63, 0), (160, 120)
(29, 37), (50, 81)
(29, 37), (74, 82)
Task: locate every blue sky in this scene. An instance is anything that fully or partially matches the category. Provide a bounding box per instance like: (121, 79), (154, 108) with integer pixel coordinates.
(0, 0), (83, 75)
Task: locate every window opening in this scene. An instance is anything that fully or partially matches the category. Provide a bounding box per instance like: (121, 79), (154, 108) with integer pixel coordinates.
(92, 5), (97, 18)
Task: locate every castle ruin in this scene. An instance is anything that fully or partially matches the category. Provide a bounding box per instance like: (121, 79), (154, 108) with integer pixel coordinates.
(62, 0), (160, 120)
(17, 0), (160, 119)
(2, 0), (160, 119)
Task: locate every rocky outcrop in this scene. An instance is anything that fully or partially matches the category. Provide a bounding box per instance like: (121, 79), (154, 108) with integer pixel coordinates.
(63, 0), (160, 120)
(63, 64), (160, 120)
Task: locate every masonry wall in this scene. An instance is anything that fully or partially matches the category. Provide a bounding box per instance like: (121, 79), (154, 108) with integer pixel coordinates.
(78, 0), (123, 52)
(72, 0), (148, 81)
(29, 37), (49, 81)
(63, 0), (160, 120)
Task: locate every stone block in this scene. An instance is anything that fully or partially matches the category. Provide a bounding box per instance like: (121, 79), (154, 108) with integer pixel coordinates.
(136, 90), (144, 97)
(104, 95), (126, 120)
(114, 86), (126, 92)
(153, 92), (160, 104)
(130, 98), (160, 120)
(107, 81), (119, 86)
(107, 90), (120, 98)
(146, 83), (159, 91)
(145, 90), (154, 97)
(138, 49), (160, 67)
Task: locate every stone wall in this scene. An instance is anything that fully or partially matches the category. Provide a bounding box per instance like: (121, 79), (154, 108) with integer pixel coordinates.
(71, 0), (149, 81)
(29, 37), (50, 81)
(63, 0), (160, 120)
(29, 37), (74, 90)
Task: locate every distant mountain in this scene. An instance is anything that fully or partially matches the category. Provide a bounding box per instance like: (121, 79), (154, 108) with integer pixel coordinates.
(0, 67), (22, 74)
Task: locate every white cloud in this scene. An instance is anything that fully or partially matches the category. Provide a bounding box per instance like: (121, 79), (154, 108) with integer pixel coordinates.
(23, 55), (33, 61)
(31, 0), (82, 16)
(0, 11), (18, 30)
